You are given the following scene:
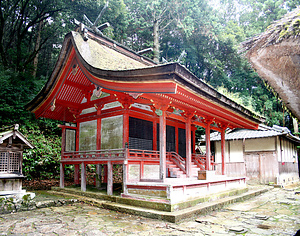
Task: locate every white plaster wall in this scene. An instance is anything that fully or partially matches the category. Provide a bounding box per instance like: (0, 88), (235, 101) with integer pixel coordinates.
(228, 140), (243, 162)
(79, 120), (97, 151)
(214, 141), (229, 163)
(101, 115), (123, 149)
(128, 164), (140, 182)
(245, 137), (275, 152)
(277, 172), (300, 185)
(143, 165), (159, 179)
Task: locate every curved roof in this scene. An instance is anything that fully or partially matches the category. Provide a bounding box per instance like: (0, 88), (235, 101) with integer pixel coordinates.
(241, 7), (300, 120)
(26, 28), (264, 130)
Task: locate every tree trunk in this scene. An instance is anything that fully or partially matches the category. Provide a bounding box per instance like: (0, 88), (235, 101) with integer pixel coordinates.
(153, 20), (160, 63)
(32, 21), (42, 77)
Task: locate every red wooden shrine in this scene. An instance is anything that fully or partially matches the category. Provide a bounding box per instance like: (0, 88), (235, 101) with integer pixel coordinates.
(27, 25), (264, 203)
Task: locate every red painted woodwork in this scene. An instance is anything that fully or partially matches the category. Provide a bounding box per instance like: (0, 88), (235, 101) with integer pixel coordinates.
(159, 109), (167, 180)
(185, 114), (192, 177)
(205, 120), (212, 170)
(221, 128), (226, 175)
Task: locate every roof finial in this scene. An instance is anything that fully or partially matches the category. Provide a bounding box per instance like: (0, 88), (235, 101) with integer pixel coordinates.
(82, 1), (110, 35)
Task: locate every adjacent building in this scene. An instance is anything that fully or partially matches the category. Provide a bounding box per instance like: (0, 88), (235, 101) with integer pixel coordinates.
(211, 125), (300, 185)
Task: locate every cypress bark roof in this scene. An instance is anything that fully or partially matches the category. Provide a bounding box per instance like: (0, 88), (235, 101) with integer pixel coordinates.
(241, 7), (300, 120)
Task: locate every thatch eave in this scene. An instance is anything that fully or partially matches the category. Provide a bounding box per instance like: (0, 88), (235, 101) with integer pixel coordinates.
(241, 7), (300, 120)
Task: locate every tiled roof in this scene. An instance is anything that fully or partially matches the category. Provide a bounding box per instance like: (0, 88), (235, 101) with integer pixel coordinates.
(210, 124), (300, 144)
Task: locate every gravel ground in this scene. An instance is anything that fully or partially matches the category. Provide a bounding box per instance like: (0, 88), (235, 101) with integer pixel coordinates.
(0, 186), (299, 235)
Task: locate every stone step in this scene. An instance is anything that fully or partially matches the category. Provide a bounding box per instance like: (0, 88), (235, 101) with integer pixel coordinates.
(50, 187), (270, 223)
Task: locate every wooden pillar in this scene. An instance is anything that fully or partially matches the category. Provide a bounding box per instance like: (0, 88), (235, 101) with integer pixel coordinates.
(81, 162), (86, 192)
(159, 110), (167, 181)
(205, 121), (212, 171)
(140, 161), (144, 180)
(192, 127), (196, 152)
(221, 128), (226, 175)
(61, 127), (66, 153)
(123, 149), (128, 194)
(60, 127), (66, 188)
(96, 164), (102, 188)
(76, 123), (80, 151)
(221, 129), (226, 175)
(74, 164), (80, 185)
(175, 124), (179, 154)
(123, 105), (130, 148)
(75, 123), (80, 183)
(107, 161), (113, 195)
(153, 119), (157, 151)
(96, 106), (102, 149)
(96, 110), (102, 188)
(60, 163), (64, 188)
(185, 115), (192, 178)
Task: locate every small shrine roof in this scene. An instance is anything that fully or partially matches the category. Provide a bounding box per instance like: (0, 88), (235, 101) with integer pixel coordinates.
(0, 124), (35, 149)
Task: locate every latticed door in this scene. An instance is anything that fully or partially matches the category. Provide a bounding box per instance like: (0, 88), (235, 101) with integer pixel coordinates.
(0, 152), (21, 173)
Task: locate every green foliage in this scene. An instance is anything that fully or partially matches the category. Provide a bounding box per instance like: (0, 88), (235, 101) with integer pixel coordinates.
(0, 69), (37, 126)
(21, 122), (61, 180)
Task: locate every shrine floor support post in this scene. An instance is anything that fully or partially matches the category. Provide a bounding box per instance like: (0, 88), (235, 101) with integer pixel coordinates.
(159, 110), (167, 181)
(74, 164), (80, 185)
(60, 163), (64, 188)
(96, 164), (102, 188)
(107, 161), (113, 195)
(81, 162), (86, 192)
(123, 154), (128, 195)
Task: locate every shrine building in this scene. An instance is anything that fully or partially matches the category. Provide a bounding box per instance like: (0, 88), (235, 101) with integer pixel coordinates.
(26, 25), (264, 204)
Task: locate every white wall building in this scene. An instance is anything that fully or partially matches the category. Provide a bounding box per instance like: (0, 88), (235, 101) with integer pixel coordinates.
(210, 125), (300, 185)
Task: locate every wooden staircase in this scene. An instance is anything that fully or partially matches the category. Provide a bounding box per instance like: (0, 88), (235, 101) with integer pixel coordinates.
(166, 152), (201, 179)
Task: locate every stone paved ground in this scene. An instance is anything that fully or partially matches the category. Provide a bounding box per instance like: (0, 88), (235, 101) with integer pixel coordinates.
(0, 187), (299, 235)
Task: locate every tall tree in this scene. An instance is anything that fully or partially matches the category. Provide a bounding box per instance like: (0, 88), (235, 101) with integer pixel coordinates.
(0, 0), (65, 73)
(124, 0), (185, 62)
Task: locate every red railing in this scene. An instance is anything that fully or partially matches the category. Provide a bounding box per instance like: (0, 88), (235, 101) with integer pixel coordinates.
(128, 149), (160, 159)
(62, 149), (214, 171)
(62, 148), (127, 161)
(192, 153), (215, 170)
(166, 152), (186, 174)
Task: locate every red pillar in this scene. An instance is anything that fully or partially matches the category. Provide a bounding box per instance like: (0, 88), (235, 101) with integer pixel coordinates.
(75, 123), (80, 184)
(123, 105), (130, 148)
(175, 124), (179, 154)
(205, 121), (212, 170)
(153, 119), (157, 151)
(159, 110), (167, 181)
(221, 128), (226, 175)
(96, 109), (102, 150)
(96, 110), (102, 188)
(60, 127), (66, 188)
(185, 115), (192, 178)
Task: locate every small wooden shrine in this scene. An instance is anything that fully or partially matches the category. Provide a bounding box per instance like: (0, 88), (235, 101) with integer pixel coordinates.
(26, 25), (264, 203)
(0, 124), (34, 197)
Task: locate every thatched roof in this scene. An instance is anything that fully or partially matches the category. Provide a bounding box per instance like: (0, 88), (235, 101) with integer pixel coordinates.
(241, 7), (300, 120)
